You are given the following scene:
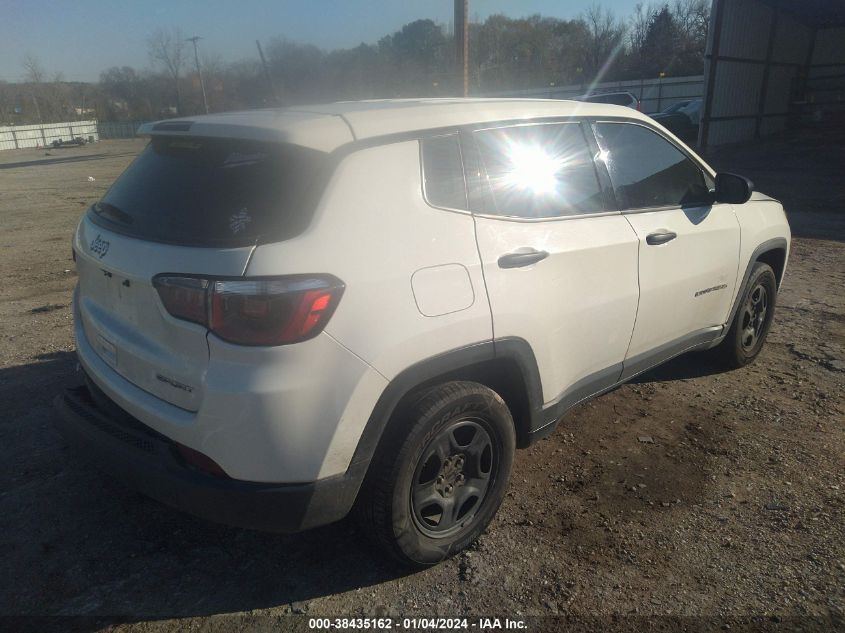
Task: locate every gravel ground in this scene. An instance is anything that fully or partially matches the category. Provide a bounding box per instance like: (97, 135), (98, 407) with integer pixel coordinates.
(0, 134), (842, 632)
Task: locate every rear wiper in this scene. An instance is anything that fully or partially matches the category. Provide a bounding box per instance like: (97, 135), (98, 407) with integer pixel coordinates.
(92, 202), (134, 225)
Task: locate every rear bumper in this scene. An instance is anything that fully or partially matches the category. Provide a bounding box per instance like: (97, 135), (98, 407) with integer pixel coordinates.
(72, 283), (387, 483)
(53, 382), (365, 533)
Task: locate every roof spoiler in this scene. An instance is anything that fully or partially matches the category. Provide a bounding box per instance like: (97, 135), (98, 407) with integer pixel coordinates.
(136, 120), (195, 136)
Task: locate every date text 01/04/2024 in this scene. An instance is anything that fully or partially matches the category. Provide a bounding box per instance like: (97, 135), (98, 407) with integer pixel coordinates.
(307, 617), (528, 630)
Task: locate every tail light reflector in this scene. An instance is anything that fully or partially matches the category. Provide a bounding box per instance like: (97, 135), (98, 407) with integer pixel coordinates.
(174, 442), (229, 478)
(153, 274), (344, 346)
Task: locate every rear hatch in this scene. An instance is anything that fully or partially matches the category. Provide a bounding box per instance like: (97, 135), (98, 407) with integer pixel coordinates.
(74, 135), (330, 410)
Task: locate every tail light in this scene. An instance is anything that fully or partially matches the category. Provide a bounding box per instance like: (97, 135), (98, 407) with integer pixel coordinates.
(153, 274), (344, 346)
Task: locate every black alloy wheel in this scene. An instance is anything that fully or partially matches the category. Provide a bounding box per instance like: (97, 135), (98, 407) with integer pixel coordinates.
(411, 418), (495, 537)
(739, 281), (769, 352)
(715, 261), (777, 368)
(357, 381), (516, 566)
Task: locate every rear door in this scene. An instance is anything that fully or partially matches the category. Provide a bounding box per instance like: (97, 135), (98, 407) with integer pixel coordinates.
(75, 136), (329, 410)
(591, 121), (740, 376)
(467, 121), (640, 409)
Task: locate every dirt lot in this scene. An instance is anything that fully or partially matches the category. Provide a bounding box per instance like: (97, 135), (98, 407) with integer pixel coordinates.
(0, 134), (842, 632)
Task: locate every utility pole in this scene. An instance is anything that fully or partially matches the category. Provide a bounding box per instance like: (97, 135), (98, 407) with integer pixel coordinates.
(256, 39), (279, 106)
(186, 35), (209, 114)
(454, 0), (468, 97)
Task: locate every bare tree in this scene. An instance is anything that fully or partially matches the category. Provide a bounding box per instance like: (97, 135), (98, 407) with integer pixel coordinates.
(673, 0), (710, 43)
(148, 27), (186, 114)
(21, 53), (45, 122)
(630, 3), (658, 90)
(580, 4), (626, 81)
(44, 71), (68, 119)
(671, 0), (710, 75)
(0, 81), (12, 125)
(80, 10), (713, 118)
(629, 3), (658, 55)
(21, 53), (46, 84)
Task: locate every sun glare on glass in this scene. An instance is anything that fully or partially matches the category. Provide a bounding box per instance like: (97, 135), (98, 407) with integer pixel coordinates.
(502, 142), (563, 195)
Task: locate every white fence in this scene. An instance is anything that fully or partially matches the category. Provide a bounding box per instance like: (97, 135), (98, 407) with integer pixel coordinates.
(484, 74), (705, 114)
(0, 120), (99, 151)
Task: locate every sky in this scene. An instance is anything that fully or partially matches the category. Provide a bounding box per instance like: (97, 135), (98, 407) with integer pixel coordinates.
(0, 0), (641, 83)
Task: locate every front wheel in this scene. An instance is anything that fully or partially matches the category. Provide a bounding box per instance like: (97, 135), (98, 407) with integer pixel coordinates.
(714, 261), (777, 368)
(357, 381), (516, 566)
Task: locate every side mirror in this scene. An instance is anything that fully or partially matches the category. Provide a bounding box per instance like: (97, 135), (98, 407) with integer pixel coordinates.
(715, 172), (754, 204)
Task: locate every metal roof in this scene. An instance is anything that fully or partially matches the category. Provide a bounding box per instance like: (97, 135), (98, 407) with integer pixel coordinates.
(761, 0), (845, 28)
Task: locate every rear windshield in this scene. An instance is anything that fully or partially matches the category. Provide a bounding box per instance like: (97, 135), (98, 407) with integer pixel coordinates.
(89, 137), (330, 246)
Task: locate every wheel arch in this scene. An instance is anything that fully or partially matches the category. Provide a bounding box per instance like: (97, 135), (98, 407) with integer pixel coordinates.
(723, 237), (788, 334)
(756, 245), (787, 288)
(350, 338), (544, 486)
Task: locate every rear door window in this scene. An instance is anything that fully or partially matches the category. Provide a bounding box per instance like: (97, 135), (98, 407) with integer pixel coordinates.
(89, 137), (330, 246)
(470, 123), (605, 218)
(421, 134), (467, 210)
(593, 122), (711, 210)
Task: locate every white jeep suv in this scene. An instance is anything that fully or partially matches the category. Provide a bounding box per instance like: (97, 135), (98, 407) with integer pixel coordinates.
(56, 99), (790, 565)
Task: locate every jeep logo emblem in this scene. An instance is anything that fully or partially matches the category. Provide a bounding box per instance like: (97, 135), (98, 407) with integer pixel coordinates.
(90, 234), (110, 259)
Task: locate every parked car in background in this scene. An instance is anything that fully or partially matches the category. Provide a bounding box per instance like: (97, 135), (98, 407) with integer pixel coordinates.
(573, 90), (640, 110)
(56, 98), (790, 566)
(651, 98), (703, 143)
(658, 100), (693, 115)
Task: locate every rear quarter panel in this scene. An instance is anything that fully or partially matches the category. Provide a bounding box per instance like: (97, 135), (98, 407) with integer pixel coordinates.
(246, 140), (493, 378)
(244, 140), (493, 475)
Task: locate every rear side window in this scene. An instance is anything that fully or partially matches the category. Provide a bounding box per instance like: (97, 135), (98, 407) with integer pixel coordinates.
(594, 122), (711, 210)
(421, 134), (467, 210)
(471, 123), (604, 218)
(89, 137), (330, 246)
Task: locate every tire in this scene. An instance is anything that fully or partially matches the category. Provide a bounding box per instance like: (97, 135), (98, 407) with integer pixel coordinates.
(357, 381), (516, 567)
(715, 262), (777, 368)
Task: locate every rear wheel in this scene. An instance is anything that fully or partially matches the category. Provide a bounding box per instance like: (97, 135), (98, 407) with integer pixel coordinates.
(358, 381), (515, 566)
(715, 262), (777, 368)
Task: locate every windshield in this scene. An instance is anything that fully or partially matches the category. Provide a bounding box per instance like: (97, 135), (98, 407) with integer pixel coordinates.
(89, 137), (330, 246)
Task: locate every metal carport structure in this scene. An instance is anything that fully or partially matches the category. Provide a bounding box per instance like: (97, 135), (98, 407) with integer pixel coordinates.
(699, 0), (845, 148)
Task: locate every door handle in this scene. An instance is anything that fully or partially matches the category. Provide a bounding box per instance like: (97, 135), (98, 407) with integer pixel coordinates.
(646, 230), (677, 246)
(497, 249), (549, 269)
